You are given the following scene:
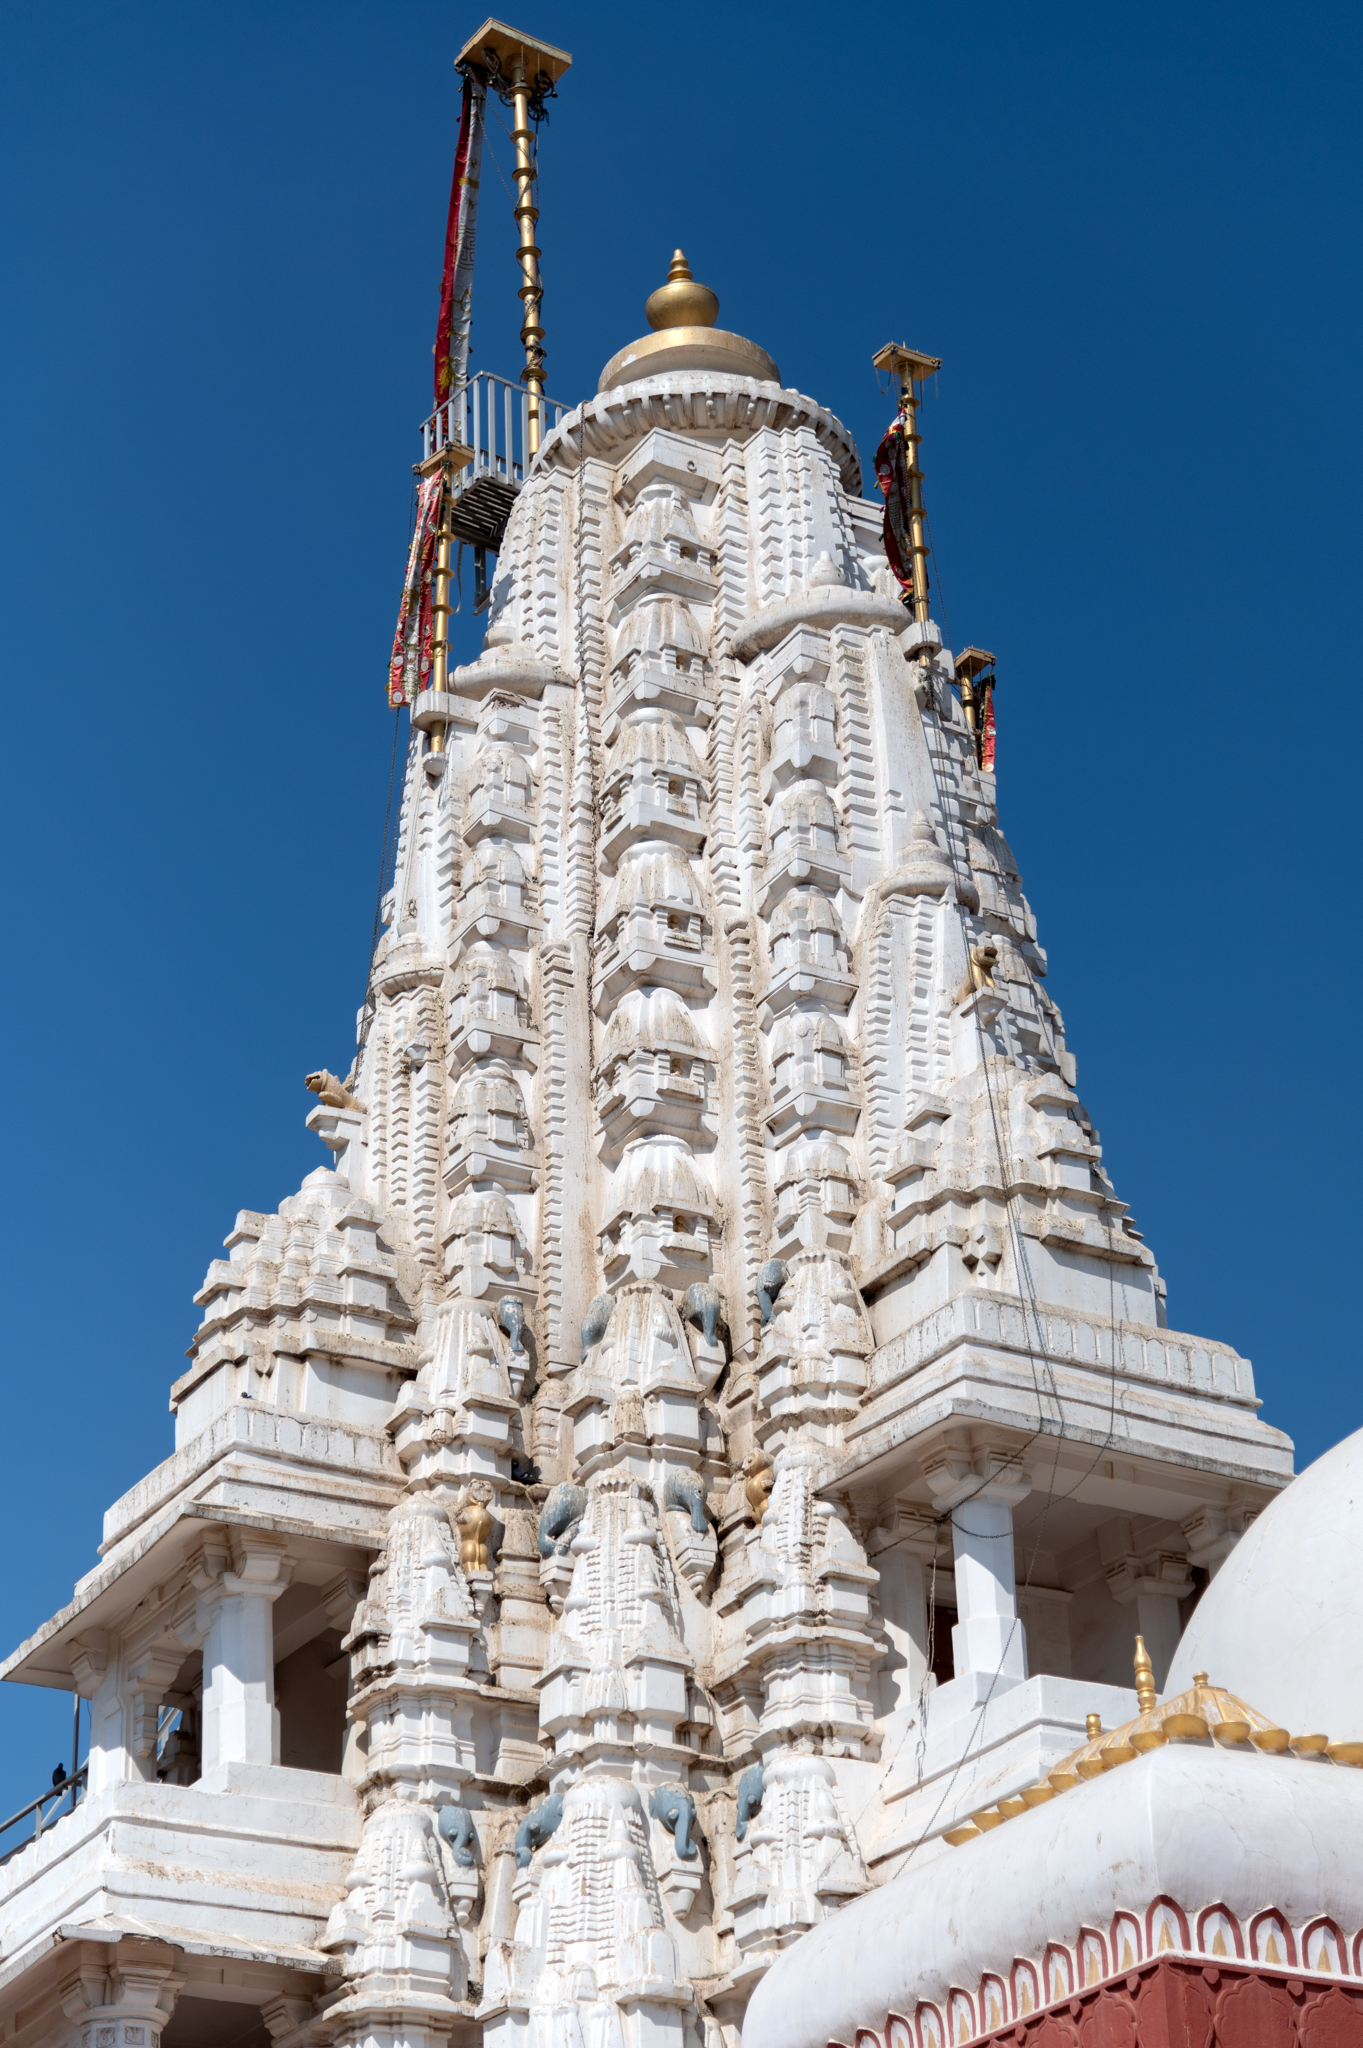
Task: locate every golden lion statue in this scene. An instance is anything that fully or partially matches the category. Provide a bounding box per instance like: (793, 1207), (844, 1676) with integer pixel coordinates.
(954, 941), (999, 1007)
(305, 1070), (364, 1112)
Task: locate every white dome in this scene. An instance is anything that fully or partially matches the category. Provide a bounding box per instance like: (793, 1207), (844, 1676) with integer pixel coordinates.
(1166, 1425), (1363, 1735)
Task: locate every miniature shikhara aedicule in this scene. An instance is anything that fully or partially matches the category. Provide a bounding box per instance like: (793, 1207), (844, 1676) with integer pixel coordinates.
(5, 21), (1343, 2048)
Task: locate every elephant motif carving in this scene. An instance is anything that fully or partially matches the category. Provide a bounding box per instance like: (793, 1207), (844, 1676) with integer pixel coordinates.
(514, 1791), (565, 1868)
(537, 1481), (588, 1558)
(497, 1295), (527, 1354)
(758, 1259), (787, 1325)
(736, 1762), (764, 1840)
(581, 1292), (615, 1359)
(681, 1281), (724, 1347)
(649, 1783), (701, 1860)
(438, 1803), (478, 1866)
(663, 1470), (710, 1535)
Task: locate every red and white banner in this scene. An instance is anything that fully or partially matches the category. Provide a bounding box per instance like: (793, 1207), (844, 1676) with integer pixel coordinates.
(387, 471), (444, 708)
(874, 406), (921, 602)
(435, 67), (486, 413)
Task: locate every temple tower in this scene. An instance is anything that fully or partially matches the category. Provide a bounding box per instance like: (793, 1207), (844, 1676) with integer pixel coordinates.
(0, 153), (1290, 2048)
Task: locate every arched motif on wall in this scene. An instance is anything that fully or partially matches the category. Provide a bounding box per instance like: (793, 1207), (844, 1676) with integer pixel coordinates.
(1248, 1909), (1296, 1967)
(948, 1989), (976, 2044)
(1303, 1919), (1347, 1977)
(1196, 1906), (1245, 1960)
(917, 2000), (946, 2048)
(1044, 1945), (1075, 2004)
(1012, 1961), (1041, 2018)
(1077, 1930), (1109, 1988)
(1110, 1914), (1143, 1973)
(970, 1975), (1003, 2033)
(1146, 1897), (1191, 1955)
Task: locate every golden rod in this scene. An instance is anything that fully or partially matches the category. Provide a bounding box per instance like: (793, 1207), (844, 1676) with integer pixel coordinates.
(509, 58), (546, 457)
(871, 342), (943, 673)
(955, 647), (996, 754)
(427, 483), (452, 753)
(896, 367), (933, 630)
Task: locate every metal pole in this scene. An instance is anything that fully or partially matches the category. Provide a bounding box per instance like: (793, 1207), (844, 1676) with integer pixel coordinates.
(896, 369), (933, 632)
(508, 60), (546, 457)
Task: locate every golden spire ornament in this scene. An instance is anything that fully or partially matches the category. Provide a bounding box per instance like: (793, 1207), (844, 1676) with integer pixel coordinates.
(1134, 1634), (1157, 1713)
(645, 250), (720, 332)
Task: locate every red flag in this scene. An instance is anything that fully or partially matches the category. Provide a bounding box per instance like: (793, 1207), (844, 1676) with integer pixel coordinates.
(435, 69), (486, 411)
(388, 473), (444, 708)
(980, 688), (996, 772)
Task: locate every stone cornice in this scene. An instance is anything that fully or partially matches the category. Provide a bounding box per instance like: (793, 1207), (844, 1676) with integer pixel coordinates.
(728, 587), (909, 662)
(535, 373), (863, 497)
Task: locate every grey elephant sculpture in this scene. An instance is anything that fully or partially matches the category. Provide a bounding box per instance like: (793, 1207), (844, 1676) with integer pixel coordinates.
(580, 1293), (614, 1360)
(663, 1470), (711, 1536)
(437, 1803), (478, 1867)
(735, 1762), (764, 1840)
(537, 1481), (588, 1558)
(648, 1783), (700, 1860)
(497, 1295), (527, 1355)
(757, 1260), (787, 1326)
(681, 1281), (724, 1348)
(514, 1790), (565, 1868)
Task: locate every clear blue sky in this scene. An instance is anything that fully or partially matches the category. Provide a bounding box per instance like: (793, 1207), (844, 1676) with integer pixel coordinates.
(1, 0), (1359, 1818)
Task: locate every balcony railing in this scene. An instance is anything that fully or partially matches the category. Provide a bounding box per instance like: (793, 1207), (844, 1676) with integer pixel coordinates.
(0, 1764), (87, 1865)
(419, 370), (572, 552)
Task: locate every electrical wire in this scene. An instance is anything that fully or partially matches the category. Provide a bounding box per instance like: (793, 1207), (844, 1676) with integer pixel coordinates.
(845, 508), (1131, 1871)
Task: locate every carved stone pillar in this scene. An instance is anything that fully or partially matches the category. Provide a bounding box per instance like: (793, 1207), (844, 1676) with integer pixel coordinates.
(1099, 1520), (1194, 1689)
(123, 1639), (189, 1784)
(922, 1443), (1030, 1695)
(866, 1508), (943, 1720)
(949, 1496), (1028, 1687)
(193, 1531), (293, 1772)
(58, 1938), (183, 2048)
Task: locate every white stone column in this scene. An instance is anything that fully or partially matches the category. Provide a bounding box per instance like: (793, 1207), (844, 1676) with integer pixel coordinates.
(948, 1496), (1028, 1686)
(1099, 1523), (1193, 1690)
(194, 1532), (293, 1772)
(867, 1509), (941, 1720)
(1132, 1584), (1185, 1689)
(921, 1442), (1030, 1695)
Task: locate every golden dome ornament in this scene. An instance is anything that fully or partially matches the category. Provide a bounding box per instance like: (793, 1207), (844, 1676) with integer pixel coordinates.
(644, 250), (720, 332)
(597, 247), (780, 393)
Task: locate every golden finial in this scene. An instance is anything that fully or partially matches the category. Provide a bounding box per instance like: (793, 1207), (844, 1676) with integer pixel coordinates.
(1134, 1635), (1157, 1713)
(645, 249), (720, 332)
(1085, 1713), (1102, 1739)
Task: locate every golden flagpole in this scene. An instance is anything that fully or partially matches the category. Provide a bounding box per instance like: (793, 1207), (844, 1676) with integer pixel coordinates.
(457, 20), (573, 461)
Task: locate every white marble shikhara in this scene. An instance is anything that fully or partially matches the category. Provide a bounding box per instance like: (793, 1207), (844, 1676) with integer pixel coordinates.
(0, 296), (1294, 2048)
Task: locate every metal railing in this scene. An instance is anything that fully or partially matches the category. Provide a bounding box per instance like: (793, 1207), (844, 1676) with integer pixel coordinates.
(420, 369), (571, 483)
(0, 1764), (87, 1865)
